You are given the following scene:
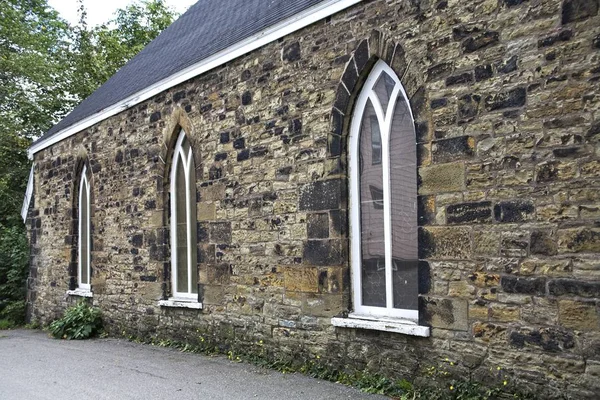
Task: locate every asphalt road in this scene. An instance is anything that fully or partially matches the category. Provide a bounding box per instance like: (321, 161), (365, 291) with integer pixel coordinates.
(0, 329), (387, 400)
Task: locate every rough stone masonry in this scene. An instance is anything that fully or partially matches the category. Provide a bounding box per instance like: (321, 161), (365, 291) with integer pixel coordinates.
(26, 0), (600, 398)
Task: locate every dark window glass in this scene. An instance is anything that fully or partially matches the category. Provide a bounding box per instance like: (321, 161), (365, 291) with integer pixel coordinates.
(80, 180), (89, 285)
(359, 100), (386, 307)
(389, 93), (418, 310)
(373, 71), (396, 114)
(175, 156), (188, 293)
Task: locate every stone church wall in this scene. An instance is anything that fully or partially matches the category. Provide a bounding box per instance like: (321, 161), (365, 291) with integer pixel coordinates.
(27, 0), (600, 397)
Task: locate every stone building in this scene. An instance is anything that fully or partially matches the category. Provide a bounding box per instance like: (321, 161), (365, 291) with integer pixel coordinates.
(24, 0), (600, 397)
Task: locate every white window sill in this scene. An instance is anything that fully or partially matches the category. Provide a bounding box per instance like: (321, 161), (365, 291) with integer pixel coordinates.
(66, 289), (93, 298)
(158, 299), (203, 309)
(331, 315), (430, 337)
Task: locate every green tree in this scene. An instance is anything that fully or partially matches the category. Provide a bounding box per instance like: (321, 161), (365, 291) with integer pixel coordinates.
(0, 0), (178, 326)
(71, 0), (177, 100)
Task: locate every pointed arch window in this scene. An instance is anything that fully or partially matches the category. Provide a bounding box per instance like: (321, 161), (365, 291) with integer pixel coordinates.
(170, 130), (198, 300)
(349, 60), (419, 322)
(78, 165), (91, 292)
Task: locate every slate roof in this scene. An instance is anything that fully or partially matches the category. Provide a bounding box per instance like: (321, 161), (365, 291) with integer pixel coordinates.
(35, 0), (328, 145)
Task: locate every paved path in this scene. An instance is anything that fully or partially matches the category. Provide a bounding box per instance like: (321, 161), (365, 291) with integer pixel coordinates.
(0, 329), (387, 400)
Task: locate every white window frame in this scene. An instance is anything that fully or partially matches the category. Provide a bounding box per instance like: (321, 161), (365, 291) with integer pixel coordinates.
(170, 130), (198, 301)
(348, 60), (418, 322)
(78, 165), (91, 292)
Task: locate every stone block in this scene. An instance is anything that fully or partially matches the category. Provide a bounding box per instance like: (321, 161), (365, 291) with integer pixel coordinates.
(558, 228), (600, 253)
(422, 297), (469, 331)
(303, 240), (343, 266)
(307, 213), (329, 239)
(501, 276), (546, 296)
(489, 304), (520, 322)
(432, 136), (475, 163)
(419, 226), (472, 260)
(282, 41), (300, 62)
(472, 322), (507, 343)
(562, 0), (599, 24)
(548, 279), (600, 298)
(197, 202), (216, 221)
(299, 179), (343, 211)
(446, 201), (492, 224)
(462, 31), (500, 53)
(473, 230), (501, 256)
(531, 230), (558, 256)
(509, 326), (575, 352)
(559, 300), (599, 331)
(209, 222), (231, 244)
(493, 200), (535, 223)
(484, 87), (526, 111)
(284, 267), (318, 293)
(418, 162), (465, 195)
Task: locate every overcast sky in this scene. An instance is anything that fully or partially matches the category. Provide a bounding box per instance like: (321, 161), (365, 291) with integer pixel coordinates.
(48, 0), (197, 27)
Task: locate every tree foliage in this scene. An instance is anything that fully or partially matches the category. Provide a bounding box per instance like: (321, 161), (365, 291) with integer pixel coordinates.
(0, 0), (178, 325)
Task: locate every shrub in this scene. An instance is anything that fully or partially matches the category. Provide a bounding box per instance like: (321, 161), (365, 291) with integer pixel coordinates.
(49, 301), (103, 340)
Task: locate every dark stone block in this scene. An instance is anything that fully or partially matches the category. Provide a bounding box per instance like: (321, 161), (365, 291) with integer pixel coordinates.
(331, 108), (343, 137)
(415, 121), (430, 143)
(446, 72), (474, 86)
(333, 87), (350, 112)
(501, 276), (546, 296)
(494, 200), (535, 223)
(140, 275), (157, 282)
(282, 41), (301, 62)
(497, 55), (518, 74)
(299, 179), (342, 211)
(209, 165), (222, 180)
(329, 209), (347, 237)
(594, 34), (600, 49)
(553, 147), (583, 157)
(241, 91), (252, 105)
(115, 150), (123, 163)
(484, 87), (526, 111)
(215, 152), (227, 161)
(432, 136), (475, 162)
(531, 230), (558, 256)
(586, 121), (600, 140)
(418, 261), (431, 294)
(462, 31), (500, 53)
(474, 64), (493, 81)
(452, 25), (482, 40)
(307, 213), (329, 239)
(150, 111), (161, 123)
(536, 162), (558, 183)
(562, 0), (599, 24)
(250, 146), (268, 158)
(447, 201), (492, 224)
(418, 227), (435, 259)
(418, 195), (435, 226)
(210, 222), (231, 244)
(410, 87), (427, 119)
(131, 234), (143, 248)
(233, 137), (245, 149)
(427, 62), (454, 81)
(241, 69), (251, 81)
(328, 134), (342, 158)
(200, 103), (212, 113)
(353, 40), (369, 73)
(303, 240), (342, 266)
(288, 119), (302, 135)
(509, 327), (574, 352)
(538, 30), (573, 47)
(144, 200), (156, 210)
(457, 95), (481, 121)
(236, 149), (250, 162)
(341, 60), (358, 92)
(430, 98), (447, 109)
(549, 279), (600, 298)
(173, 90), (186, 102)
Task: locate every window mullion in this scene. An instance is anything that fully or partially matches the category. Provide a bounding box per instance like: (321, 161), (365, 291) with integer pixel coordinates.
(184, 152), (193, 295)
(379, 91), (394, 312)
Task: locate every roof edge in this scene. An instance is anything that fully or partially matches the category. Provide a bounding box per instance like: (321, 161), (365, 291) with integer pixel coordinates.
(28, 0), (362, 159)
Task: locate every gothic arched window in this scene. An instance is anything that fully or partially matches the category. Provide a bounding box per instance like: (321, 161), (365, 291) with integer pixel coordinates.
(349, 60), (418, 321)
(170, 130), (198, 299)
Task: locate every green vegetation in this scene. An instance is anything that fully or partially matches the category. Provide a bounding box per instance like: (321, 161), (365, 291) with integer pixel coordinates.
(121, 330), (535, 400)
(48, 301), (103, 339)
(0, 0), (178, 327)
